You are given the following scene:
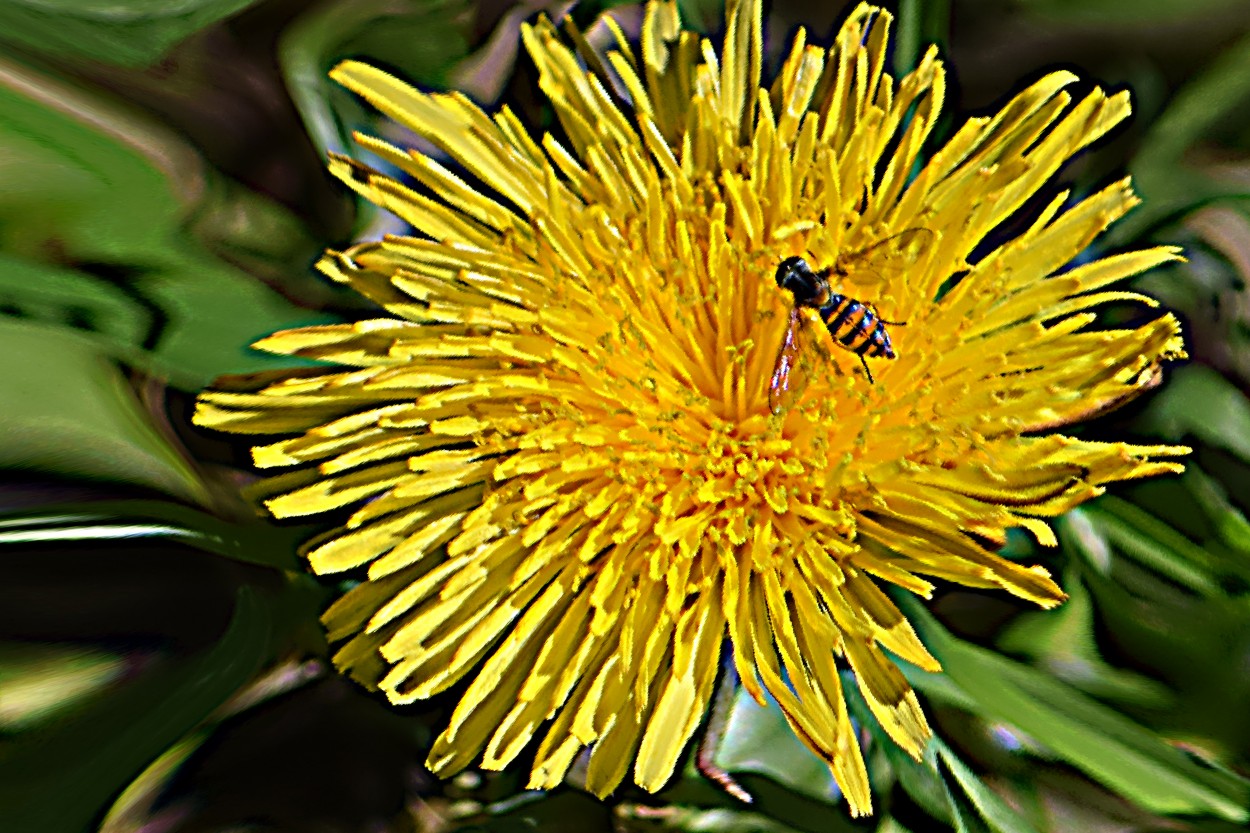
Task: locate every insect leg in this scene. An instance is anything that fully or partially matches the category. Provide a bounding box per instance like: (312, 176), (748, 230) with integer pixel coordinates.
(860, 354), (875, 384)
(769, 308), (804, 415)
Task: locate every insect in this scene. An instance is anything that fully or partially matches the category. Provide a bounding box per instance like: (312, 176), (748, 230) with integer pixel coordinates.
(768, 229), (934, 414)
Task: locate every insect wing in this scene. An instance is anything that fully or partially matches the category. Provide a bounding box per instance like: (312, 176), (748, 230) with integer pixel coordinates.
(843, 228), (935, 282)
(769, 308), (805, 414)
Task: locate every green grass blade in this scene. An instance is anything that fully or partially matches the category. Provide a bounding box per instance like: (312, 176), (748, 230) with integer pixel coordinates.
(898, 595), (1250, 821)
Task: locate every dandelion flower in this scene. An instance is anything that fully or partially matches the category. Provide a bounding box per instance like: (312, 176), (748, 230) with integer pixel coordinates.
(195, 0), (1187, 815)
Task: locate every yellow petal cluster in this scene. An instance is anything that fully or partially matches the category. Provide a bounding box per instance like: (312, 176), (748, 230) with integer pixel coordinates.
(195, 0), (1187, 815)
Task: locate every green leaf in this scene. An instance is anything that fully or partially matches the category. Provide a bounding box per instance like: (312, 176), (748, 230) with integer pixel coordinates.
(856, 682), (1034, 833)
(893, 0), (950, 76)
(0, 320), (208, 503)
(0, 57), (333, 388)
(896, 594), (1250, 822)
(1114, 27), (1250, 240)
(278, 0), (490, 249)
(714, 686), (841, 803)
(933, 740), (1041, 833)
(0, 254), (151, 353)
(1134, 26), (1250, 167)
(996, 568), (1175, 709)
(1079, 499), (1226, 596)
(934, 755), (991, 833)
(675, 0), (724, 33)
(845, 677), (951, 823)
(98, 736), (205, 833)
(0, 586), (272, 833)
(0, 645), (126, 732)
(896, 658), (979, 713)
(845, 679), (1040, 833)
(1185, 465), (1250, 561)
(1137, 365), (1250, 463)
(0, 0), (265, 68)
(0, 499), (302, 570)
(280, 0), (473, 159)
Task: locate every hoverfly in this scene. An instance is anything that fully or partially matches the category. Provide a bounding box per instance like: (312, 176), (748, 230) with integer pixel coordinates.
(768, 229), (934, 414)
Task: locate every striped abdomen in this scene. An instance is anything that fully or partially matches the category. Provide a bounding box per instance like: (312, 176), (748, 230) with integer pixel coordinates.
(819, 293), (895, 359)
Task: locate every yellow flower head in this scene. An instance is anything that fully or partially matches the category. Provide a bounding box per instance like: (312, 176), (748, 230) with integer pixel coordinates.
(196, 0), (1187, 815)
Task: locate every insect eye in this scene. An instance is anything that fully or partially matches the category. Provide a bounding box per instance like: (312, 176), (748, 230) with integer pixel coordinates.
(775, 256), (807, 288)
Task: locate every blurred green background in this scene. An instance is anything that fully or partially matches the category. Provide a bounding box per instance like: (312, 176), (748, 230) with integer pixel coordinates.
(2, 1), (1250, 831)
